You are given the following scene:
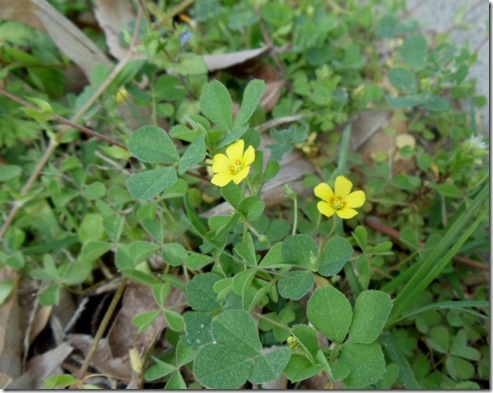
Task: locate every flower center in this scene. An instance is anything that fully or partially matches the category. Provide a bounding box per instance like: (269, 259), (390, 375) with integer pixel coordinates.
(229, 159), (243, 175)
(331, 196), (345, 210)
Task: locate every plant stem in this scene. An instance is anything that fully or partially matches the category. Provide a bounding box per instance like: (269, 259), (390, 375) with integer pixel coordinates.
(0, 88), (127, 149)
(70, 278), (128, 389)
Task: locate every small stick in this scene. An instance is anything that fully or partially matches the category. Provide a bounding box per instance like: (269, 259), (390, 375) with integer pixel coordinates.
(364, 216), (489, 271)
(0, 88), (127, 150)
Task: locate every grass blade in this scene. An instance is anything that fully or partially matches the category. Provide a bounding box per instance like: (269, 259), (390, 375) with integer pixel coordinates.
(386, 183), (488, 325)
(380, 333), (420, 389)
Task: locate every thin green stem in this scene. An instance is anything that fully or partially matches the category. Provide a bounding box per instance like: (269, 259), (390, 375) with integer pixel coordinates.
(291, 192), (299, 236)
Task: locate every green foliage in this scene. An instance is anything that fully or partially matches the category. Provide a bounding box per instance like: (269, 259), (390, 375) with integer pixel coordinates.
(0, 0), (488, 390)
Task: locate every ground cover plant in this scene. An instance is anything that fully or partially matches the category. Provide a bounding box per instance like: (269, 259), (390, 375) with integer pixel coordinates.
(0, 0), (489, 389)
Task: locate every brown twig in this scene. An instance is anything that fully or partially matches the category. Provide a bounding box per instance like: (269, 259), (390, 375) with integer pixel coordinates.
(364, 216), (489, 271)
(0, 87), (127, 150)
(70, 278), (128, 389)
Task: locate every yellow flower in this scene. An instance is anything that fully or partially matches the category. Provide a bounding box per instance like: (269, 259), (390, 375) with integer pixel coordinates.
(211, 139), (255, 187)
(314, 175), (366, 219)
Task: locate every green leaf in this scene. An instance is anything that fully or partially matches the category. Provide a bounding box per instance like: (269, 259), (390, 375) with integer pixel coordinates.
(0, 165), (22, 181)
(194, 310), (262, 389)
(284, 354), (324, 382)
(155, 75), (188, 101)
(435, 183), (463, 198)
(186, 252), (213, 270)
(39, 284), (61, 306)
(281, 234), (317, 268)
(165, 371), (187, 389)
(388, 68), (417, 94)
(200, 80), (233, 131)
(78, 213), (104, 243)
(401, 36), (428, 70)
(169, 124), (202, 142)
(127, 126), (179, 163)
(178, 134), (206, 175)
(144, 357), (176, 381)
(259, 242), (284, 268)
(317, 235), (353, 277)
(115, 241), (160, 270)
(340, 342), (386, 388)
(426, 326), (450, 354)
(307, 286), (352, 344)
(231, 269), (256, 296)
(162, 243), (188, 266)
(291, 324), (319, 360)
(195, 343), (253, 388)
(44, 374), (78, 389)
(175, 340), (196, 367)
(386, 94), (427, 109)
(78, 241), (113, 264)
(0, 280), (14, 305)
(376, 363), (400, 389)
(419, 95), (449, 111)
(133, 310), (161, 333)
(352, 225), (367, 250)
(182, 311), (214, 350)
(278, 270), (314, 300)
(349, 290), (393, 344)
(238, 196), (265, 221)
(450, 329), (481, 361)
(186, 273), (221, 312)
(153, 282), (171, 307)
(103, 214), (125, 242)
(235, 79), (266, 127)
(164, 309), (185, 332)
(211, 310), (262, 356)
(234, 232), (257, 266)
(249, 347), (291, 384)
(260, 2), (294, 26)
(445, 356), (474, 380)
(82, 181), (106, 200)
(127, 167), (178, 200)
(23, 97), (54, 122)
(221, 182), (242, 210)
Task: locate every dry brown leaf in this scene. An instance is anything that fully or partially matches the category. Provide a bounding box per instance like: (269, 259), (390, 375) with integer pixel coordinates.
(28, 305), (52, 345)
(107, 281), (186, 359)
(349, 111), (390, 151)
(0, 0), (111, 79)
(69, 334), (131, 378)
(5, 342), (73, 389)
(0, 268), (22, 388)
(94, 0), (136, 61)
(203, 47), (272, 72)
(355, 110), (415, 174)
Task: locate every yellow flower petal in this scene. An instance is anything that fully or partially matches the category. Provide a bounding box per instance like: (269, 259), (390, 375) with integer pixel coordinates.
(345, 190), (366, 208)
(212, 153), (230, 173)
(226, 139), (244, 160)
(317, 201), (335, 218)
(233, 166), (250, 184)
(335, 176), (353, 197)
(314, 183), (334, 203)
(243, 145), (255, 166)
(211, 173), (232, 187)
(336, 208), (358, 219)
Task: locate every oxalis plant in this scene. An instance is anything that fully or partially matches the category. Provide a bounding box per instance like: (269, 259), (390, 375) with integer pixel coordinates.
(0, 0), (488, 390)
(123, 79), (392, 389)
